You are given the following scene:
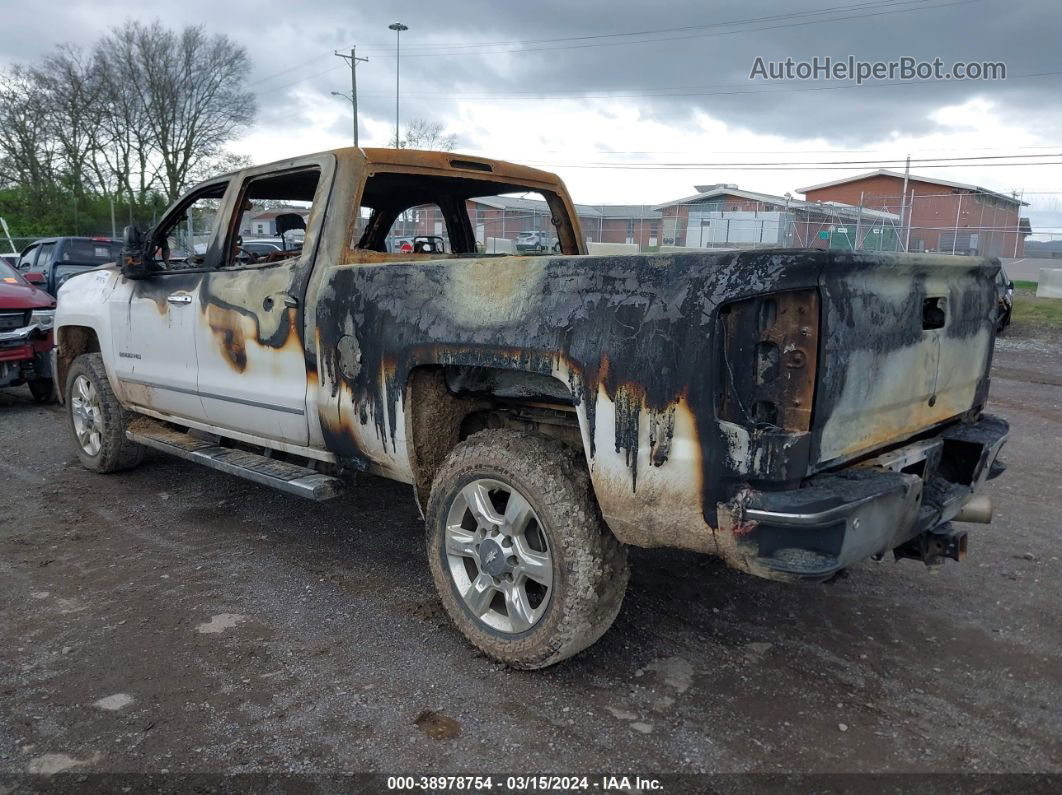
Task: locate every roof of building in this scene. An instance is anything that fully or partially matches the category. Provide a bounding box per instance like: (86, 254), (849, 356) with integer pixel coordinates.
(796, 169), (1028, 206)
(468, 195), (660, 220)
(249, 208), (311, 221)
(653, 186), (898, 221)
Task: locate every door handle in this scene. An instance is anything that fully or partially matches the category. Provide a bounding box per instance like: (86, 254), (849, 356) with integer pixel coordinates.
(167, 293), (193, 305)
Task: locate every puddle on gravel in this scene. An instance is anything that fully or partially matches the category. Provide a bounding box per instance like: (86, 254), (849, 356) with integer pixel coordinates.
(414, 710), (461, 740)
(196, 613), (247, 634)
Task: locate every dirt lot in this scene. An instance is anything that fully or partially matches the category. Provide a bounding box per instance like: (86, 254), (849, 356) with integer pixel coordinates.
(1, 333), (1060, 783)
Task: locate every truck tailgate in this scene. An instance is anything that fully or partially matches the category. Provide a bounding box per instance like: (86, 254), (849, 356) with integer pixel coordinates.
(813, 254), (999, 468)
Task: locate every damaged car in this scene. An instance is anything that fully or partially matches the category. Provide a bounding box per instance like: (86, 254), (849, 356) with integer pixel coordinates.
(52, 148), (1008, 668)
(0, 258), (55, 402)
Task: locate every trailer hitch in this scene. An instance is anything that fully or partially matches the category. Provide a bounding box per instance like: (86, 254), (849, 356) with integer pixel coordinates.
(894, 523), (968, 567)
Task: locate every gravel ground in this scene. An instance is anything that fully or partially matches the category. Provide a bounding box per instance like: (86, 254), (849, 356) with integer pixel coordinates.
(1, 334), (1060, 783)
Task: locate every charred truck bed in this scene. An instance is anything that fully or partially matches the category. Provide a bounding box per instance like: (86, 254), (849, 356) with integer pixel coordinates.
(313, 245), (1007, 582)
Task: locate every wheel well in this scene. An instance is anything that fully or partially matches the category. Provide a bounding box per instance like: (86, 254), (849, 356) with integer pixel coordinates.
(56, 326), (101, 398)
(404, 365), (584, 510)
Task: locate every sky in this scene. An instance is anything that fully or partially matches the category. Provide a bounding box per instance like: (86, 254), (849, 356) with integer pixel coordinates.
(4, 0), (1062, 237)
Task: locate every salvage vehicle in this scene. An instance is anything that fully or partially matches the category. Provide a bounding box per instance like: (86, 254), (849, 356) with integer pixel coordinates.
(17, 236), (123, 296)
(53, 148), (1008, 668)
(0, 259), (55, 401)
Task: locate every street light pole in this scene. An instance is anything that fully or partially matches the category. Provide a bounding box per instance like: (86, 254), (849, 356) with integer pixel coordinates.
(388, 22), (408, 148)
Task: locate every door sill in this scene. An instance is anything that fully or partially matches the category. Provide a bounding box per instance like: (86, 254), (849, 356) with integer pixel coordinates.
(128, 405), (336, 463)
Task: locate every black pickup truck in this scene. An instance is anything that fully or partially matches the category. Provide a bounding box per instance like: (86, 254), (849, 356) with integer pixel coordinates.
(17, 236), (122, 296)
(54, 148), (1008, 668)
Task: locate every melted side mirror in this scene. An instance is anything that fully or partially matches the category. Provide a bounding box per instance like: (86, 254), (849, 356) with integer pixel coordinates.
(120, 224), (151, 279)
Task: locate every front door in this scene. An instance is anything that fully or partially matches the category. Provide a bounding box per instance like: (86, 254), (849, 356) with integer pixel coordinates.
(108, 180), (231, 421)
(192, 160), (331, 445)
(109, 273), (205, 419)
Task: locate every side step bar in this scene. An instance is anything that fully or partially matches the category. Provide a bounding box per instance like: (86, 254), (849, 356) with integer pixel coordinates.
(127, 420), (345, 501)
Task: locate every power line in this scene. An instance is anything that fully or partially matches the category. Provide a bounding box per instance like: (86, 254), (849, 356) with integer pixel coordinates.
(357, 0), (981, 58)
(246, 1), (937, 90)
(350, 69), (1062, 101)
(523, 152), (1062, 169)
(530, 161), (1062, 171)
(355, 0), (934, 54)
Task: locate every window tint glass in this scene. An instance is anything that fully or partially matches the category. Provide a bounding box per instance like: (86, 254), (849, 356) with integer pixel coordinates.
(36, 243), (56, 269)
(18, 246), (38, 269)
(60, 240), (122, 263)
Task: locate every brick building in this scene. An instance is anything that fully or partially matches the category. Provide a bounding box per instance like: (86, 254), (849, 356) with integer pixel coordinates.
(654, 184), (899, 250)
(798, 170), (1031, 257)
(397, 197), (662, 249)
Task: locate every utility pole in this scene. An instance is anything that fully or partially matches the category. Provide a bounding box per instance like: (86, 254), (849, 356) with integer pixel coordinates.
(388, 22), (408, 148)
(333, 47), (368, 147)
(855, 190), (864, 250)
(898, 153), (911, 252)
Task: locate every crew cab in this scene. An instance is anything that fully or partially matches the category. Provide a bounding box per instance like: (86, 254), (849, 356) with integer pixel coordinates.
(17, 236), (123, 296)
(0, 258), (55, 401)
(53, 148), (1008, 668)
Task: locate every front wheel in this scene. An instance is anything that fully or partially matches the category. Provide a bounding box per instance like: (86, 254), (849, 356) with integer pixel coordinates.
(66, 353), (144, 473)
(426, 430), (629, 669)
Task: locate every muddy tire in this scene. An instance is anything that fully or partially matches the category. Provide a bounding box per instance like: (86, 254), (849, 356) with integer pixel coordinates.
(426, 430), (629, 669)
(66, 353), (144, 473)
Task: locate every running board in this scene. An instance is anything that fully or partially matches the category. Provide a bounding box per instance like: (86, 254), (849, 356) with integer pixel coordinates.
(126, 420), (345, 501)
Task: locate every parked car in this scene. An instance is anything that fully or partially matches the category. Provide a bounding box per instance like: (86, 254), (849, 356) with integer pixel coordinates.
(515, 231), (559, 253)
(0, 259), (55, 401)
(995, 266), (1014, 331)
(240, 238), (285, 258)
(16, 236), (122, 296)
(54, 147), (1008, 669)
(386, 235), (446, 254)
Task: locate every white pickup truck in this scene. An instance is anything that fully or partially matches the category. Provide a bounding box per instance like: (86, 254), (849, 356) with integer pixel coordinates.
(54, 147), (1008, 668)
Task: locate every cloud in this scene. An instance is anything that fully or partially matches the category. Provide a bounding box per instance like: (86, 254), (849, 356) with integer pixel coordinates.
(3, 0), (1060, 225)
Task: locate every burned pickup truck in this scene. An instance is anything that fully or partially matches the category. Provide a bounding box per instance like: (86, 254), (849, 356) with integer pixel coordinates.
(53, 148), (1007, 668)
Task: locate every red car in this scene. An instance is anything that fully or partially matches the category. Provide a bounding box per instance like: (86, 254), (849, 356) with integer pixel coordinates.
(0, 258), (55, 401)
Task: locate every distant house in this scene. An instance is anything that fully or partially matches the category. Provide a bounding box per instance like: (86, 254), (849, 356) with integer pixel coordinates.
(654, 184), (899, 250)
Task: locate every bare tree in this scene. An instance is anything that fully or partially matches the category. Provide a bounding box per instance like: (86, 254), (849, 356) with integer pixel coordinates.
(105, 21), (256, 201)
(95, 33), (164, 209)
(32, 48), (107, 206)
(0, 67), (57, 191)
(0, 19), (256, 234)
(389, 119), (457, 151)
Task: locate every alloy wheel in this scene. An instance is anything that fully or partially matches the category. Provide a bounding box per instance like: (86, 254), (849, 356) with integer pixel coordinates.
(443, 478), (554, 634)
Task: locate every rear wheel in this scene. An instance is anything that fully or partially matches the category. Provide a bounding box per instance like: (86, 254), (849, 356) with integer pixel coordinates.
(426, 430), (629, 669)
(66, 353), (144, 473)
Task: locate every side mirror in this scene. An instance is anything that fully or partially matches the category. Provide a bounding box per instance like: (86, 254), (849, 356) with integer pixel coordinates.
(120, 224), (150, 279)
(24, 271), (45, 285)
(1008, 281), (1014, 290)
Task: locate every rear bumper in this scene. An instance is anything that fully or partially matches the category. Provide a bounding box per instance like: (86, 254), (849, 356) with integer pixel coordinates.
(740, 414), (1009, 581)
